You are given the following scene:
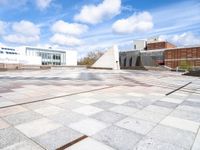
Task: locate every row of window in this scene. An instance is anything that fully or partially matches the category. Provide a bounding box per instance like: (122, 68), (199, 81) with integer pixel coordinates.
(38, 52), (61, 60)
(1, 48), (15, 51)
(0, 51), (18, 55)
(42, 62), (61, 65)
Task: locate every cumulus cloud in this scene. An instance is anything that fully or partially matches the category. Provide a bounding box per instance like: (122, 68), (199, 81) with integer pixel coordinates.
(160, 32), (200, 46)
(3, 20), (40, 44)
(50, 34), (82, 46)
(0, 0), (27, 9)
(12, 20), (40, 36)
(112, 11), (153, 34)
(51, 20), (88, 35)
(3, 34), (39, 44)
(74, 0), (121, 24)
(36, 0), (52, 10)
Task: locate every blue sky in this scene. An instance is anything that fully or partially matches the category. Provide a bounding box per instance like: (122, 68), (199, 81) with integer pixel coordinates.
(0, 0), (200, 57)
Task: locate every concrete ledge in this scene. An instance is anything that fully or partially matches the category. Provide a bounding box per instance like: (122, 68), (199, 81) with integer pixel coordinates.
(87, 66), (113, 70)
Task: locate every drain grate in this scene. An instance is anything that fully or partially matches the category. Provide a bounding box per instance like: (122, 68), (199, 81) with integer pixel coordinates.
(56, 135), (88, 150)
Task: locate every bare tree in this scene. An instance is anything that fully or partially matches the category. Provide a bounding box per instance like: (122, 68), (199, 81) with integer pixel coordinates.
(78, 50), (104, 66)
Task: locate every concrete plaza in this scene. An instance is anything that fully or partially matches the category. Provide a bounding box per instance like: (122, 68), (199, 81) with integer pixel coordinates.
(0, 68), (200, 150)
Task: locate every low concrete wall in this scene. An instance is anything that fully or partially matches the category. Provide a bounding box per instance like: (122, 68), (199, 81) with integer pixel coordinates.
(0, 63), (51, 71)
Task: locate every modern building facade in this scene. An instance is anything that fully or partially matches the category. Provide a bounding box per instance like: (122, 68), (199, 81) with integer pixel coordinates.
(0, 46), (77, 66)
(120, 38), (200, 69)
(0, 47), (41, 65)
(26, 47), (77, 66)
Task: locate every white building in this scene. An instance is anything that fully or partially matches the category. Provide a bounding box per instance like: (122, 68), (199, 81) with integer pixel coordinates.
(0, 47), (41, 65)
(133, 40), (147, 50)
(26, 47), (77, 66)
(0, 46), (77, 66)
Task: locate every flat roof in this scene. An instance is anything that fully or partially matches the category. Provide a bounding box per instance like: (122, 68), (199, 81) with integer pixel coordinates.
(26, 47), (68, 53)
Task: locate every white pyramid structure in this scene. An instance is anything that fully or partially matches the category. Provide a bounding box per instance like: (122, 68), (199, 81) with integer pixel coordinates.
(92, 45), (120, 70)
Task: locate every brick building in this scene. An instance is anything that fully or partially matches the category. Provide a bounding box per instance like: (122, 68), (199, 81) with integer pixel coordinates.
(147, 41), (176, 50)
(164, 46), (200, 68)
(119, 39), (200, 69)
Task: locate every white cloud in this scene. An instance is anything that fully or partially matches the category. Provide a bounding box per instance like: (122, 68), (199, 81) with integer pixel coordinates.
(0, 0), (28, 8)
(3, 34), (39, 44)
(161, 32), (200, 46)
(12, 20), (40, 36)
(51, 20), (88, 35)
(50, 34), (82, 46)
(0, 21), (6, 35)
(36, 0), (52, 10)
(112, 11), (153, 34)
(3, 20), (40, 44)
(74, 0), (121, 24)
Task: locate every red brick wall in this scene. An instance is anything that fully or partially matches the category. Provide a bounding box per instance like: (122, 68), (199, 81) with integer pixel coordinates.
(147, 42), (176, 50)
(164, 47), (200, 68)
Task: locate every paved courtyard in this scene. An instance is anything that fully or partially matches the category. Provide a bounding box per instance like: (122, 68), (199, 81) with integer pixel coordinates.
(0, 68), (200, 150)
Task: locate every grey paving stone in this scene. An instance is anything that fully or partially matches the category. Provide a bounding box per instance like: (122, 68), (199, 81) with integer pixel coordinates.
(116, 117), (156, 135)
(66, 137), (115, 150)
(58, 101), (84, 110)
(133, 137), (186, 150)
(33, 127), (83, 150)
(144, 105), (173, 115)
(2, 140), (44, 150)
(171, 109), (200, 123)
(93, 125), (143, 150)
(48, 111), (86, 126)
(0, 106), (28, 117)
(124, 99), (152, 109)
(147, 125), (196, 149)
(192, 129), (200, 150)
(92, 111), (126, 124)
(0, 127), (27, 149)
(3, 111), (43, 125)
(182, 101), (200, 108)
(0, 118), (10, 129)
(153, 101), (178, 109)
(92, 101), (117, 110)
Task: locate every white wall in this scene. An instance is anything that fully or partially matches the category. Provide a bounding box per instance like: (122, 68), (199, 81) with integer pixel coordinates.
(92, 45), (120, 70)
(65, 51), (77, 66)
(133, 40), (147, 50)
(0, 54), (41, 65)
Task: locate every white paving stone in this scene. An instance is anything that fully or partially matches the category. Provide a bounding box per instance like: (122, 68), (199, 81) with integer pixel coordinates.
(127, 92), (144, 97)
(34, 106), (65, 116)
(45, 98), (67, 105)
(73, 105), (103, 116)
(131, 110), (166, 123)
(67, 138), (115, 150)
(76, 98), (100, 104)
(160, 116), (200, 133)
(15, 118), (62, 137)
(69, 118), (108, 136)
(160, 98), (184, 104)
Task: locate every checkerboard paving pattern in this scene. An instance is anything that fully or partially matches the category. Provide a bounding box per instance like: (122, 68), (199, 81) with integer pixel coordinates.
(0, 69), (200, 150)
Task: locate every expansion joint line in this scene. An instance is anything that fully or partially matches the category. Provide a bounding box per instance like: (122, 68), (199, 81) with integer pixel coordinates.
(0, 86), (117, 109)
(165, 82), (192, 96)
